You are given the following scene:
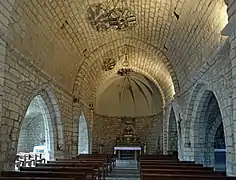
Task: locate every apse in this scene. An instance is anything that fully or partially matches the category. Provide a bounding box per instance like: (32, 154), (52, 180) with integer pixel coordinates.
(96, 70), (163, 116)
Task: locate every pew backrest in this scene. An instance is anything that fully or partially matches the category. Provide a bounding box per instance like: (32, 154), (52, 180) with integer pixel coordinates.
(1, 171), (86, 180)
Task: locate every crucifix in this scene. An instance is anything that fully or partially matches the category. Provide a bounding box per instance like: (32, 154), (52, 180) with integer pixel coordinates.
(177, 113), (182, 137)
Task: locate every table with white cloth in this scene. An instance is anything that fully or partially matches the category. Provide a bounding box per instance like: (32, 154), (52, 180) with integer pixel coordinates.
(114, 146), (141, 160)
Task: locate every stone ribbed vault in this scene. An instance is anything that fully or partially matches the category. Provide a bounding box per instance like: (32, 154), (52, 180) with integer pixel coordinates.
(3, 0), (228, 104)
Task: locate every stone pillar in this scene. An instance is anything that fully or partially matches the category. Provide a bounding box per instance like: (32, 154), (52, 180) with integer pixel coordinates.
(0, 35), (6, 125)
(89, 107), (94, 154)
(0, 0), (16, 171)
(162, 105), (168, 155)
(222, 0), (236, 176)
(71, 102), (80, 157)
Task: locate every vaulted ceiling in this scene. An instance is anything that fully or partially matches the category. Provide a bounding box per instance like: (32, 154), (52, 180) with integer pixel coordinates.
(7, 0), (228, 104)
(96, 71), (163, 116)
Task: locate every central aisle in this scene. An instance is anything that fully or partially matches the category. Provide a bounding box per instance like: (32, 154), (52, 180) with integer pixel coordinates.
(106, 160), (140, 180)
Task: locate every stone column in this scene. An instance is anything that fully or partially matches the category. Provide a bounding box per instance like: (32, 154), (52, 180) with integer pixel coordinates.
(222, 0), (236, 176)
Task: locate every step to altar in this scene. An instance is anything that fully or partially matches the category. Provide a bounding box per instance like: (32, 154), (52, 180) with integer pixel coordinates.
(106, 160), (140, 180)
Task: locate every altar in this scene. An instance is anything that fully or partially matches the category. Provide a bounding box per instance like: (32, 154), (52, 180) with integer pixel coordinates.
(113, 118), (143, 160)
(114, 146), (141, 160)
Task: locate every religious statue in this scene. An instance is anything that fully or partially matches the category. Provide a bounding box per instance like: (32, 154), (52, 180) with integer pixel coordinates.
(144, 145), (147, 154)
(123, 125), (134, 136)
(114, 118), (143, 160)
(177, 113), (182, 137)
(116, 121), (141, 146)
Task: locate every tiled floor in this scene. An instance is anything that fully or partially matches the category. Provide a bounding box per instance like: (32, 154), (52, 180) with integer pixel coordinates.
(106, 160), (140, 180)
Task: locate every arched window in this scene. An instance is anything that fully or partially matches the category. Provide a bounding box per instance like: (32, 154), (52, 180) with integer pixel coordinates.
(78, 113), (89, 154)
(168, 108), (178, 155)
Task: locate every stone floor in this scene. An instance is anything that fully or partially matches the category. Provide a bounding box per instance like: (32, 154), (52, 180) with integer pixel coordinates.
(106, 160), (140, 180)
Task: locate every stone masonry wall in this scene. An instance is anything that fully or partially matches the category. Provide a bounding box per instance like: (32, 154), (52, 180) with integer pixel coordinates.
(0, 45), (74, 170)
(92, 113), (163, 154)
(17, 114), (45, 153)
(164, 38), (234, 174)
(227, 0), (236, 175)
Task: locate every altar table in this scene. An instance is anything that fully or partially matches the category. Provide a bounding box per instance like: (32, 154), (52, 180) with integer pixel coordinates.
(114, 146), (142, 160)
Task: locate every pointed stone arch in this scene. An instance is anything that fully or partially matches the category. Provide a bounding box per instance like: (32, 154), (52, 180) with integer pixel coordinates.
(167, 108), (178, 155)
(183, 82), (209, 161)
(189, 90), (226, 171)
(17, 86), (64, 161)
(18, 95), (54, 160)
(78, 112), (90, 154)
(184, 80), (234, 174)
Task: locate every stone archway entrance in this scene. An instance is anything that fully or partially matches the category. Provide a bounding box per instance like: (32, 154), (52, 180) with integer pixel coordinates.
(167, 108), (178, 155)
(192, 90), (226, 172)
(17, 95), (54, 165)
(78, 113), (89, 154)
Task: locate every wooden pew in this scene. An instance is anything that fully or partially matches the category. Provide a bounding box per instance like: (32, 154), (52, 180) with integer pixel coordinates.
(1, 171), (86, 180)
(139, 155), (178, 160)
(140, 164), (213, 170)
(139, 155), (227, 180)
(76, 154), (115, 170)
(140, 160), (199, 165)
(51, 159), (107, 179)
(140, 159), (193, 163)
(141, 168), (219, 175)
(73, 159), (110, 173)
(39, 161), (104, 180)
(20, 167), (95, 180)
(141, 173), (226, 180)
(74, 154), (114, 172)
(0, 178), (75, 180)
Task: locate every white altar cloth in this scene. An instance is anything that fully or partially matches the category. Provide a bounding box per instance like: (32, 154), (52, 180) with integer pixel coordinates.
(114, 146), (141, 151)
(114, 146), (141, 160)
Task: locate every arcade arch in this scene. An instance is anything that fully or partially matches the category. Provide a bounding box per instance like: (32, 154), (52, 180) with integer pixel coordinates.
(167, 108), (178, 155)
(17, 95), (54, 164)
(190, 90), (226, 172)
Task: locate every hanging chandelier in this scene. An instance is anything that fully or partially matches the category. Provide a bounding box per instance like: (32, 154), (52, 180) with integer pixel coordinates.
(87, 0), (137, 32)
(117, 44), (132, 76)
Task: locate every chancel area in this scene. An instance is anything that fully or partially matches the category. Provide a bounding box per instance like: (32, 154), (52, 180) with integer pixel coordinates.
(0, 0), (236, 179)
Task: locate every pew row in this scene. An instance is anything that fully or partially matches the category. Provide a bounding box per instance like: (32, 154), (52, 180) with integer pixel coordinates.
(139, 155), (228, 180)
(0, 178), (75, 180)
(1, 171), (86, 180)
(20, 167), (95, 180)
(36, 162), (103, 180)
(141, 173), (226, 180)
